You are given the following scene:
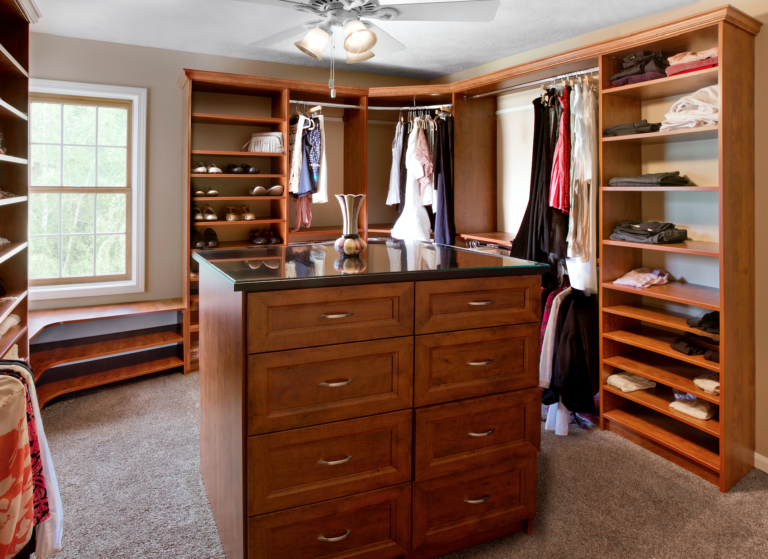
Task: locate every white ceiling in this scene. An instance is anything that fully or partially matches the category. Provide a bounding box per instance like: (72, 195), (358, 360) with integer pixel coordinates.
(31, 0), (698, 81)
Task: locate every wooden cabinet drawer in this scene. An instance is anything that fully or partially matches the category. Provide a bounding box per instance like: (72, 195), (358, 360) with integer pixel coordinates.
(411, 457), (536, 558)
(248, 484), (411, 559)
(247, 411), (413, 515)
(414, 324), (539, 406)
(414, 389), (540, 482)
(247, 283), (414, 353)
(248, 337), (413, 435)
(414, 276), (540, 335)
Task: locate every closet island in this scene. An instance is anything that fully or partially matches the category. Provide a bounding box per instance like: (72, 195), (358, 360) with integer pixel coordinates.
(193, 242), (548, 559)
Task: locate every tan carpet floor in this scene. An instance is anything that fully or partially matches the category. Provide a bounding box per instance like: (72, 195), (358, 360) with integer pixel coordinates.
(40, 369), (768, 559)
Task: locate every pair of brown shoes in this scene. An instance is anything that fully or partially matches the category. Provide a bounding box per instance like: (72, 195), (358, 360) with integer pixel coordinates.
(249, 228), (282, 245)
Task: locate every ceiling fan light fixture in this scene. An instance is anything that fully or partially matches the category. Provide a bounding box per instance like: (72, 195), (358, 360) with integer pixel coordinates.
(346, 49), (375, 64)
(294, 27), (330, 61)
(343, 20), (377, 54)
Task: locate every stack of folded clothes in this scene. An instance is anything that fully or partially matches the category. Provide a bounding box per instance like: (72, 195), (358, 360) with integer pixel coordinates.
(609, 221), (687, 244)
(686, 310), (720, 335)
(609, 51), (668, 87)
(660, 85), (719, 131)
(613, 267), (669, 288)
(602, 119), (661, 137)
(670, 333), (720, 363)
(608, 172), (690, 187)
(669, 391), (717, 420)
(606, 372), (656, 393)
(666, 47), (718, 77)
(694, 373), (720, 396)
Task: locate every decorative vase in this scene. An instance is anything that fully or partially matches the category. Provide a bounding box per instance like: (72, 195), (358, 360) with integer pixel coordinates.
(334, 256), (367, 274)
(334, 194), (367, 257)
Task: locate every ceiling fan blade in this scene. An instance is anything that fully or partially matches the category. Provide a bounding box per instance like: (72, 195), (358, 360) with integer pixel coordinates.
(362, 22), (406, 57)
(246, 24), (310, 48)
(380, 0), (500, 22)
(233, 0), (305, 8)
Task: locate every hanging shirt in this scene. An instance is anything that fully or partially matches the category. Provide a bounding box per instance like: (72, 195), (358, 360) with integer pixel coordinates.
(391, 127), (432, 242)
(415, 125), (434, 207)
(313, 115), (328, 204)
(549, 86), (571, 212)
(288, 115), (306, 195)
(386, 121), (403, 206)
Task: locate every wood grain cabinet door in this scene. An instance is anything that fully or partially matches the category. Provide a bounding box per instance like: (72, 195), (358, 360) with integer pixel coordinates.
(247, 337), (414, 435)
(411, 457), (537, 559)
(414, 389), (540, 482)
(414, 276), (541, 335)
(414, 324), (539, 406)
(248, 411), (413, 515)
(247, 283), (414, 353)
(248, 484), (411, 559)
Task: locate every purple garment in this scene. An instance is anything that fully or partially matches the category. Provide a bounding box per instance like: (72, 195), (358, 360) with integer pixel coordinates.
(666, 56), (719, 76)
(611, 71), (667, 88)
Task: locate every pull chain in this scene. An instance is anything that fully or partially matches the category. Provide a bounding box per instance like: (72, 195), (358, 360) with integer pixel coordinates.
(329, 27), (337, 99)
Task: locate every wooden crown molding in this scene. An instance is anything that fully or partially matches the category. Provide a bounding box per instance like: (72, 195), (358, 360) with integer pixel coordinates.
(14, 0), (41, 23)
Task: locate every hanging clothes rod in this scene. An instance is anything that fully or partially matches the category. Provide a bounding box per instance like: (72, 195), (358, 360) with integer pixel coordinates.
(463, 66), (599, 101)
(368, 104), (452, 111)
(290, 99), (361, 109)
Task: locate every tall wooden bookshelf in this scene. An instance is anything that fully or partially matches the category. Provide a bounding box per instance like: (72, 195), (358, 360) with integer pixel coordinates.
(0, 0), (38, 362)
(598, 15), (761, 492)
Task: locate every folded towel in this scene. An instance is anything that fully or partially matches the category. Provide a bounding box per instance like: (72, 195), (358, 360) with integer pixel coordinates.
(613, 268), (669, 288)
(694, 373), (720, 396)
(668, 47), (718, 65)
(0, 314), (20, 337)
(607, 372), (657, 393)
(667, 57), (719, 77)
(661, 85), (719, 131)
(669, 395), (717, 420)
(608, 172), (690, 187)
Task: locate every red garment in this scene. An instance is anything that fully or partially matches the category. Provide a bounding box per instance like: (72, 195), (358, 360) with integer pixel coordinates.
(549, 87), (571, 213)
(666, 57), (718, 76)
(668, 63), (718, 77)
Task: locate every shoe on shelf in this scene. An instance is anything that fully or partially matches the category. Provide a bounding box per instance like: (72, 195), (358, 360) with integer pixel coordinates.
(225, 205), (242, 221)
(193, 187), (205, 197)
(263, 259), (280, 270)
(192, 162), (207, 174)
(266, 185), (284, 196)
(192, 229), (205, 249)
(207, 163), (223, 174)
(245, 260), (263, 269)
(193, 206), (204, 221)
(268, 229), (283, 245)
(241, 205), (256, 221)
(206, 188), (219, 197)
(227, 164), (244, 174)
(249, 228), (267, 245)
(250, 186), (267, 196)
(204, 228), (219, 248)
(241, 164), (260, 174)
(203, 204), (218, 221)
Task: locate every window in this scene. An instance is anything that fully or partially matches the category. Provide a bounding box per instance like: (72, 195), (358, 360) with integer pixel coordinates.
(28, 80), (146, 300)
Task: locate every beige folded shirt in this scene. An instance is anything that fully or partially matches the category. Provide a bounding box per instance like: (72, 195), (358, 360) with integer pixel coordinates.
(668, 47), (719, 65)
(693, 373), (720, 395)
(607, 372), (656, 393)
(669, 397), (717, 420)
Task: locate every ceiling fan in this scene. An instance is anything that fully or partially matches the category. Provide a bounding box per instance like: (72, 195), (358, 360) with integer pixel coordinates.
(236, 0), (501, 64)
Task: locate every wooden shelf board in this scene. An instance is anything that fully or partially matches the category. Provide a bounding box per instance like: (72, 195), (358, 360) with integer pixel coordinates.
(604, 351), (720, 404)
(191, 241), (269, 252)
(0, 154), (28, 165)
(603, 304), (719, 339)
(190, 273), (199, 282)
(31, 324), (184, 380)
(288, 226), (343, 236)
(191, 113), (284, 127)
(459, 231), (516, 246)
(602, 67), (719, 101)
(0, 195), (27, 207)
(192, 196), (284, 201)
(0, 242), (27, 265)
(190, 324), (200, 333)
(602, 186), (719, 192)
(0, 43), (28, 77)
(602, 239), (719, 257)
(0, 323), (27, 359)
(190, 295), (200, 303)
(191, 174), (284, 178)
(603, 384), (719, 437)
(603, 324), (720, 372)
(192, 219), (285, 227)
(0, 290), (27, 325)
(602, 281), (720, 311)
(367, 223), (396, 234)
(191, 150), (285, 157)
(0, 97), (27, 121)
(603, 406), (720, 472)
(602, 126), (718, 145)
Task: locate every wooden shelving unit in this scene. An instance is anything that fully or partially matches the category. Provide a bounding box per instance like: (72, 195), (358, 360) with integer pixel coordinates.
(599, 17), (760, 492)
(0, 0), (33, 361)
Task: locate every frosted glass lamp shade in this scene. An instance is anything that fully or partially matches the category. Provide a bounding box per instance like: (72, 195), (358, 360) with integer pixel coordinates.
(294, 27), (330, 60)
(346, 50), (374, 64)
(343, 20), (377, 54)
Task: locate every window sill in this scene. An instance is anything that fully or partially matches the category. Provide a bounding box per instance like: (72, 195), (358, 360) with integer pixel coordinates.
(30, 279), (144, 301)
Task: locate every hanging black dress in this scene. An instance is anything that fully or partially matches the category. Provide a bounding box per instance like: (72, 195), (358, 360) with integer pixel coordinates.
(434, 116), (456, 245)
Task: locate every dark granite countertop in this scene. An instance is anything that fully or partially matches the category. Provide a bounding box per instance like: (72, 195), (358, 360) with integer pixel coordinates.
(192, 241), (549, 292)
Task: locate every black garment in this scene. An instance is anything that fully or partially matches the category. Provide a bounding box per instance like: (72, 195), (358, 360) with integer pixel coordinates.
(671, 337), (706, 356)
(609, 221), (687, 244)
(396, 124), (409, 215)
(686, 311), (720, 335)
(13, 527), (35, 559)
(434, 116), (456, 246)
(542, 291), (576, 407)
(704, 350), (720, 363)
(602, 120), (661, 137)
(609, 58), (668, 81)
(621, 51), (664, 69)
(608, 172), (690, 187)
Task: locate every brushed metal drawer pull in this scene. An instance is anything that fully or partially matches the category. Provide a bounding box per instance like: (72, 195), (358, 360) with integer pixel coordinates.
(318, 529), (351, 542)
(467, 300), (495, 306)
(319, 379), (354, 388)
(467, 359), (494, 366)
(318, 455), (353, 466)
(319, 312), (354, 319)
(464, 494), (491, 505)
(468, 428), (495, 437)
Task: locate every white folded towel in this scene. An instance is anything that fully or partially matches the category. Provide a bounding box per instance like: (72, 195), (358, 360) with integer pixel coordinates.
(0, 313), (20, 337)
(670, 396), (717, 420)
(693, 373), (720, 396)
(660, 85), (719, 131)
(607, 372), (656, 393)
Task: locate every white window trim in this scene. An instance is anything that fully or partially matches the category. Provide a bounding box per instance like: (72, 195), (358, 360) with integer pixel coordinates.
(28, 79), (147, 300)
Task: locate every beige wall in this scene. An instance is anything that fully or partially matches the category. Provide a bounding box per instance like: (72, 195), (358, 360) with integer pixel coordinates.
(444, 0), (768, 463)
(28, 33), (425, 309)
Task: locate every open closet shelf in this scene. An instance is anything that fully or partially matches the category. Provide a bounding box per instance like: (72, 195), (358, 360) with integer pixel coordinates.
(459, 231), (516, 246)
(0, 43), (28, 77)
(602, 239), (718, 257)
(0, 323), (26, 360)
(602, 281), (720, 310)
(0, 290), (27, 324)
(0, 153), (27, 165)
(602, 67), (719, 100)
(0, 242), (27, 265)
(603, 325), (720, 372)
(603, 405), (720, 473)
(602, 186), (718, 192)
(191, 241), (285, 253)
(0, 97), (26, 120)
(602, 126), (718, 145)
(192, 219), (285, 227)
(191, 174), (284, 178)
(0, 196), (27, 207)
(604, 352), (720, 404)
(191, 150), (285, 157)
(192, 196), (284, 201)
(191, 113), (283, 126)
(288, 226), (343, 236)
(603, 304), (720, 339)
(603, 383), (720, 437)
